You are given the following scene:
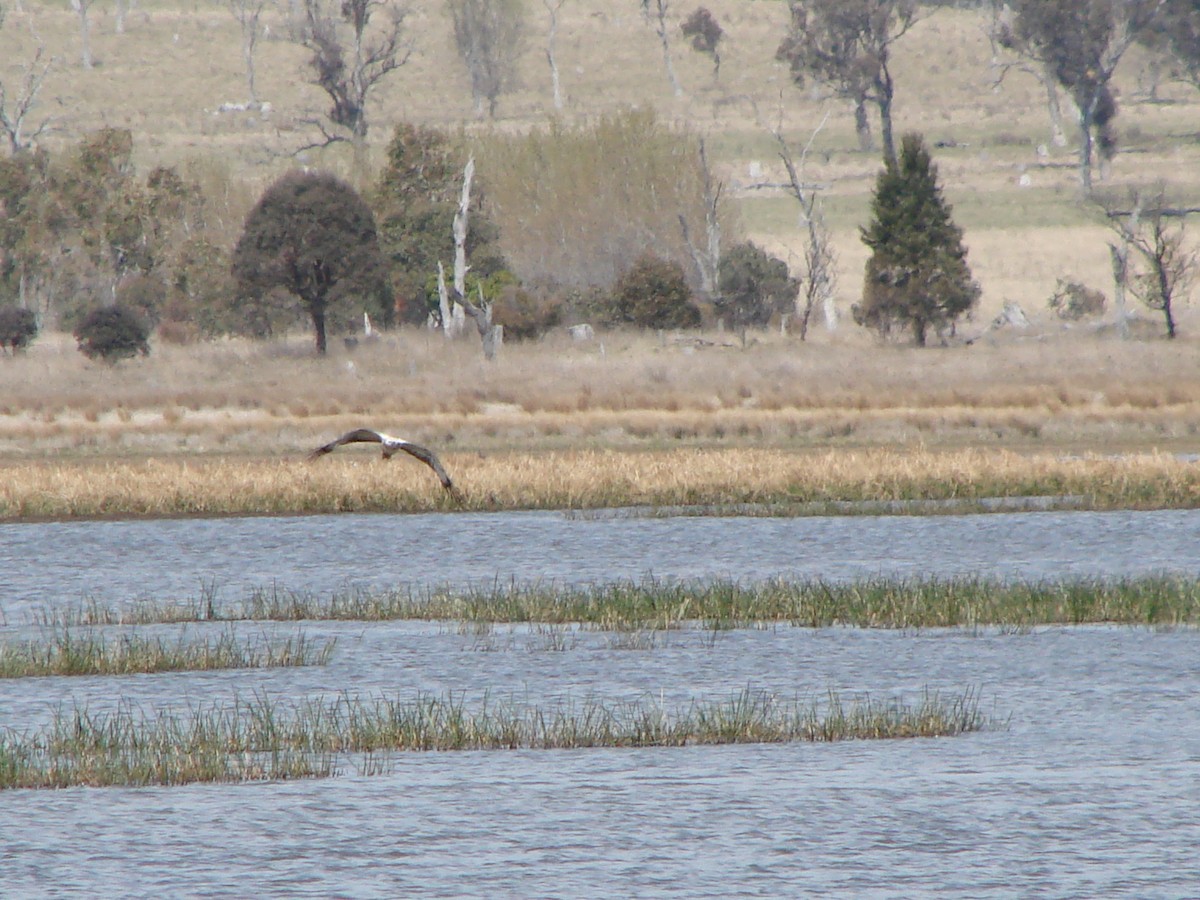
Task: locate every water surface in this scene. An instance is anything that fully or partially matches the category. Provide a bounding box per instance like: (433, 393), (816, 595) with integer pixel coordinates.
(2, 509), (1199, 896)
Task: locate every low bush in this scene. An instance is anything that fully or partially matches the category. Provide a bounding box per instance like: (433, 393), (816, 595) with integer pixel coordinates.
(74, 304), (151, 362)
(0, 305), (38, 353)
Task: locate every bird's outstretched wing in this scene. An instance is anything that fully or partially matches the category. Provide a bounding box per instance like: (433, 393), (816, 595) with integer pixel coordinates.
(306, 428), (385, 460)
(307, 429), (456, 492)
(391, 442), (455, 491)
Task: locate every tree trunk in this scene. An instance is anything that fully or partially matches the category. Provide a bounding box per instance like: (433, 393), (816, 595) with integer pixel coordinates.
(876, 71), (896, 168)
(913, 318), (926, 347)
(1108, 242), (1130, 341)
(312, 307), (327, 354)
(545, 2), (563, 110)
(71, 0), (93, 68)
(854, 97), (873, 152)
(1077, 109), (1094, 194)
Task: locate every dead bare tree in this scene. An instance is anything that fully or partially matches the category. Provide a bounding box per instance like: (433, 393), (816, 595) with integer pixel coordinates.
(0, 42), (54, 154)
(762, 107), (838, 339)
(1102, 186), (1200, 339)
(677, 137), (722, 304)
(228, 0), (270, 107)
(641, 0), (683, 98)
(298, 0), (413, 162)
(441, 156), (503, 359)
(542, 0), (566, 110)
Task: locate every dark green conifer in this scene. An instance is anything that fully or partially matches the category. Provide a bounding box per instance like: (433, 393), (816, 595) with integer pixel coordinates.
(855, 133), (980, 345)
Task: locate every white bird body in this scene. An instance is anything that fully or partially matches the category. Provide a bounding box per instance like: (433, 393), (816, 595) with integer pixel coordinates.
(307, 428), (455, 491)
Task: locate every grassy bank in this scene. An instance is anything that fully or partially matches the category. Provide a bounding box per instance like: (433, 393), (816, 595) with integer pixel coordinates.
(0, 688), (991, 790)
(2, 447), (1198, 520)
(40, 576), (1200, 631)
(0, 629), (334, 678)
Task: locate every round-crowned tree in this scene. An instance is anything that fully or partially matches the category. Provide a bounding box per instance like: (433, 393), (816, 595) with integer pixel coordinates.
(233, 171), (392, 354)
(855, 133), (980, 345)
(0, 305), (39, 353)
(74, 304), (150, 362)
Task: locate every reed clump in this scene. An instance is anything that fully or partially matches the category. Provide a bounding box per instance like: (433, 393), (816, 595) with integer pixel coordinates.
(0, 629), (335, 678)
(40, 576), (1200, 631)
(0, 687), (991, 790)
(2, 449), (1199, 520)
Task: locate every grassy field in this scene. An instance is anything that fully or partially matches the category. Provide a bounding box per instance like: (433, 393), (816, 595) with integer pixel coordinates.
(3, 2), (1200, 512)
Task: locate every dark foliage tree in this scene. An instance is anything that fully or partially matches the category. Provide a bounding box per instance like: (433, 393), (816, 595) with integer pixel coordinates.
(447, 0), (527, 118)
(233, 170), (392, 354)
(681, 7), (723, 80)
(0, 304), (37, 352)
(373, 124), (505, 324)
(1002, 0), (1162, 192)
(607, 253), (701, 329)
(716, 242), (798, 331)
(73, 304), (149, 361)
(776, 0), (918, 164)
(855, 133), (980, 346)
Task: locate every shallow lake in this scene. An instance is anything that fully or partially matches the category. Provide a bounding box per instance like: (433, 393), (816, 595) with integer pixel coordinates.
(2, 509), (1199, 897)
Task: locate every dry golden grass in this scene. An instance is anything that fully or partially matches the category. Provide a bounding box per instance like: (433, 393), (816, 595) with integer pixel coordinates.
(3, 447), (1198, 519)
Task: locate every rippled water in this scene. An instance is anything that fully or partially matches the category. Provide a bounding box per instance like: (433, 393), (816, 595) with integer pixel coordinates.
(4, 507), (1200, 618)
(2, 510), (1200, 897)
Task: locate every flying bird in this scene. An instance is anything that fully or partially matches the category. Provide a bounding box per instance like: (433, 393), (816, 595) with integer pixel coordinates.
(307, 428), (456, 492)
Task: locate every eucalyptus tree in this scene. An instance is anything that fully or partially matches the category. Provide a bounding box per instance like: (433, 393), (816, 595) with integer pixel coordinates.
(776, 0), (919, 165)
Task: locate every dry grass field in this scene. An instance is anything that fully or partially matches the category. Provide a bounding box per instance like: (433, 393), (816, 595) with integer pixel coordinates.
(3, 1), (1200, 513)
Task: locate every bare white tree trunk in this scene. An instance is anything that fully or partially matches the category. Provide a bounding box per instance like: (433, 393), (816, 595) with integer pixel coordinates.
(770, 110), (837, 339)
(229, 0), (267, 106)
(543, 0), (565, 110)
(449, 155), (502, 359)
(678, 138), (721, 300)
(642, 0), (682, 99)
(70, 0), (96, 68)
(437, 262), (465, 339)
(1108, 201), (1140, 340)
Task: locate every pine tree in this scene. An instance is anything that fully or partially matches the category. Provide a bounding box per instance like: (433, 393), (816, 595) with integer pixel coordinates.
(855, 133), (980, 346)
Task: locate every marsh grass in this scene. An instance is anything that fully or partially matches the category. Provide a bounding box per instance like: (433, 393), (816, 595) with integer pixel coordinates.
(3, 448), (1199, 519)
(0, 687), (992, 789)
(0, 629), (335, 677)
(39, 576), (1200, 631)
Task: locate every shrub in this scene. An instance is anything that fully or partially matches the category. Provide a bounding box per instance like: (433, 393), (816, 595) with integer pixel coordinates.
(0, 305), (38, 353)
(716, 242), (799, 330)
(74, 305), (150, 361)
(1048, 279), (1107, 320)
(491, 284), (564, 340)
(606, 254), (701, 329)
